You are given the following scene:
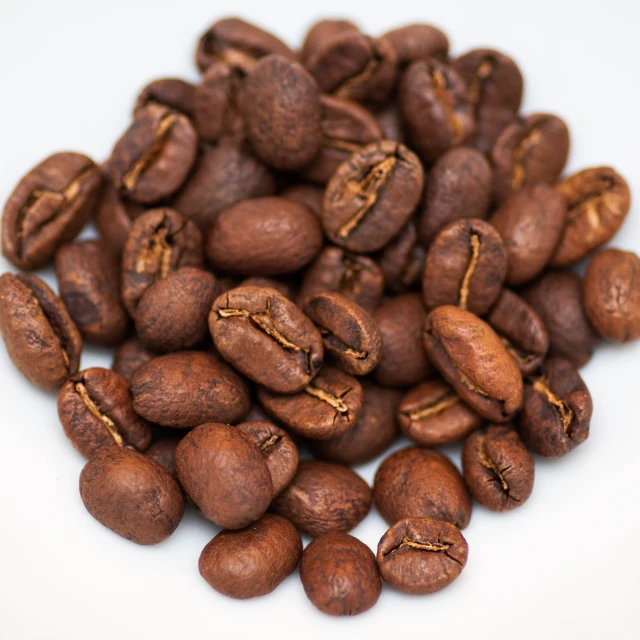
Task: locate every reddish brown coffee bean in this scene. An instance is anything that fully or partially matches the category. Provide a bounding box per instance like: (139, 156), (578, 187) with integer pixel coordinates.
(240, 277), (294, 301)
(378, 221), (426, 294)
(144, 437), (181, 477)
(382, 23), (449, 65)
(134, 78), (196, 117)
(300, 19), (359, 64)
(281, 184), (324, 218)
(111, 338), (155, 383)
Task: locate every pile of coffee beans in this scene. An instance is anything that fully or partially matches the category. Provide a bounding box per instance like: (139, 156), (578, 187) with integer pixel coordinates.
(1, 16), (639, 616)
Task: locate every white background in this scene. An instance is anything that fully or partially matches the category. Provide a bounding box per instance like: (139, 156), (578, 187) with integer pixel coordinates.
(1, 1), (639, 638)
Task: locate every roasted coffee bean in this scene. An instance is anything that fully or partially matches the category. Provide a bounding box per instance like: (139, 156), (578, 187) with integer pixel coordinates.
(382, 23), (449, 65)
(176, 423), (272, 528)
(271, 460), (371, 537)
(80, 447), (184, 545)
(134, 78), (196, 117)
(491, 113), (570, 202)
(111, 338), (155, 383)
(323, 140), (424, 253)
(206, 197), (322, 276)
(281, 184), (324, 218)
(258, 366), (363, 440)
(378, 221), (426, 293)
(377, 517), (468, 595)
(209, 286), (324, 394)
(240, 277), (294, 301)
(422, 219), (507, 316)
(518, 357), (592, 457)
(130, 351), (250, 428)
(303, 292), (382, 376)
(54, 240), (129, 346)
(300, 533), (381, 617)
(375, 102), (406, 144)
(462, 425), (534, 511)
(398, 379), (483, 447)
(551, 167), (632, 267)
(522, 271), (598, 368)
(108, 104), (198, 204)
(373, 293), (433, 387)
(0, 273), (82, 389)
(418, 148), (493, 247)
(454, 49), (523, 154)
(144, 437), (181, 477)
(300, 19), (359, 64)
(489, 184), (568, 285)
(199, 514), (302, 599)
(374, 447), (472, 529)
(424, 306), (523, 422)
(2, 152), (102, 270)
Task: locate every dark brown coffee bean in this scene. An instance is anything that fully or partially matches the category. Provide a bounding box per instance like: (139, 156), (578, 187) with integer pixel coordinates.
(134, 78), (196, 117)
(491, 113), (570, 202)
(271, 460), (371, 537)
(424, 306), (523, 422)
(378, 221), (426, 293)
(382, 24), (449, 65)
(240, 277), (294, 301)
(176, 423), (272, 528)
(518, 358), (592, 457)
(300, 533), (381, 617)
(422, 219), (507, 316)
(54, 240), (130, 346)
(462, 425), (534, 511)
(144, 437), (181, 477)
(300, 20), (359, 64)
(398, 379), (483, 447)
(375, 102), (406, 144)
(377, 517), (468, 595)
(258, 366), (363, 440)
(0, 273), (82, 389)
(281, 184), (324, 218)
(111, 338), (155, 383)
(199, 514), (302, 599)
(131, 351), (250, 428)
(209, 286), (323, 394)
(489, 184), (568, 285)
(303, 292), (382, 376)
(551, 167), (632, 267)
(323, 140), (424, 253)
(2, 152), (102, 270)
(374, 447), (472, 529)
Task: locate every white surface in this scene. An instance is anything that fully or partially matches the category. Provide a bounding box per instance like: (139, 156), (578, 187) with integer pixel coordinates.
(1, 1), (639, 639)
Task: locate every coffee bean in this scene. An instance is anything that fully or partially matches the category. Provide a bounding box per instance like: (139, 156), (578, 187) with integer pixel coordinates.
(134, 78), (196, 117)
(2, 152), (102, 270)
(281, 184), (324, 218)
(199, 514), (302, 599)
(176, 423), (272, 529)
(111, 338), (155, 383)
(377, 517), (468, 595)
(378, 220), (426, 293)
(323, 140), (424, 253)
(424, 306), (523, 422)
(375, 102), (406, 144)
(382, 23), (449, 66)
(300, 20), (360, 64)
(79, 447), (184, 545)
(374, 447), (472, 529)
(144, 437), (181, 477)
(240, 277), (294, 301)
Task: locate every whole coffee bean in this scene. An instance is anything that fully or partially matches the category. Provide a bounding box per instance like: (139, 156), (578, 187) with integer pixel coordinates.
(454, 49), (523, 153)
(378, 221), (426, 293)
(377, 517), (468, 595)
(489, 184), (568, 285)
(374, 447), (472, 529)
(300, 19), (359, 64)
(398, 59), (474, 164)
(134, 78), (196, 117)
(111, 338), (155, 383)
(144, 437), (181, 477)
(54, 240), (130, 346)
(240, 277), (294, 301)
(398, 379), (483, 447)
(235, 421), (299, 497)
(424, 306), (523, 422)
(518, 357), (592, 457)
(486, 289), (549, 376)
(551, 167), (632, 267)
(422, 219), (508, 316)
(120, 208), (203, 315)
(522, 271), (598, 368)
(382, 23), (449, 65)
(0, 273), (82, 389)
(209, 286), (323, 394)
(2, 152), (102, 270)
(300, 533), (381, 617)
(313, 381), (400, 465)
(281, 184), (324, 218)
(199, 514), (302, 599)
(131, 351), (250, 428)
(242, 55), (322, 171)
(299, 247), (384, 312)
(583, 249), (640, 342)
(417, 148), (493, 247)
(258, 366), (363, 440)
(108, 104), (198, 204)
(323, 140), (424, 253)
(462, 425), (534, 511)
(135, 267), (217, 352)
(206, 197), (322, 276)
(176, 423), (272, 529)
(271, 460), (371, 537)
(79, 447), (184, 545)
(303, 292), (382, 376)
(491, 113), (570, 202)
(373, 293), (433, 387)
